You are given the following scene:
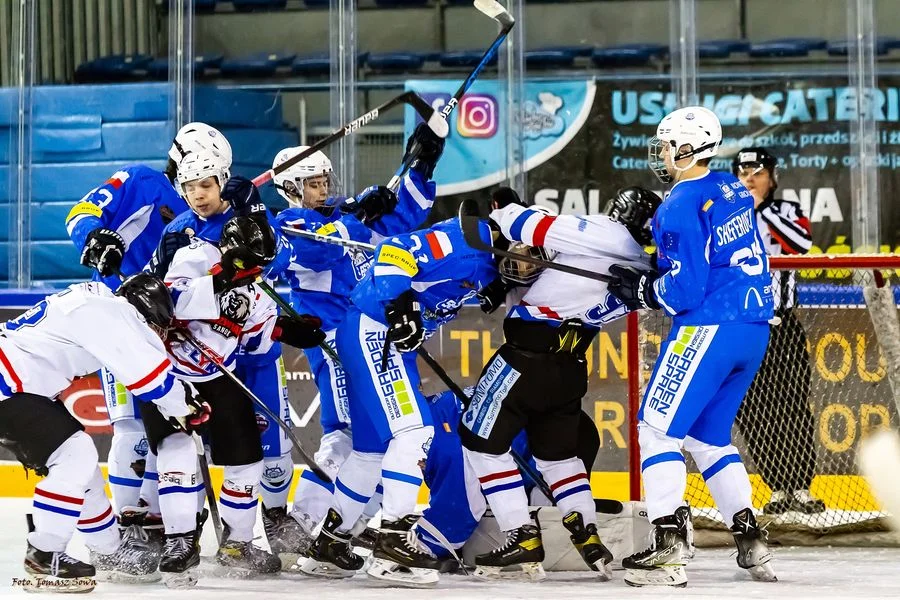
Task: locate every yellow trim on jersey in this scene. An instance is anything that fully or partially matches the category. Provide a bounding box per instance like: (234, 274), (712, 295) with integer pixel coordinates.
(377, 245), (418, 276)
(65, 202), (103, 223)
(315, 223), (339, 237)
(702, 199), (714, 212)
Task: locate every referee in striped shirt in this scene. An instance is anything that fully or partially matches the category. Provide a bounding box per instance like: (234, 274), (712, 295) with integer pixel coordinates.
(731, 148), (825, 515)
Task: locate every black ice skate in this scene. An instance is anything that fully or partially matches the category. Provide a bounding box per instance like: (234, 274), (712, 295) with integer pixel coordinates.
(297, 508), (364, 579)
(215, 522), (281, 578)
(262, 504), (313, 569)
(731, 508), (777, 582)
(562, 511), (613, 581)
(367, 527), (442, 587)
(25, 541), (97, 593)
(623, 506), (693, 587)
(90, 536), (160, 584)
(158, 529), (200, 589)
(474, 523), (546, 582)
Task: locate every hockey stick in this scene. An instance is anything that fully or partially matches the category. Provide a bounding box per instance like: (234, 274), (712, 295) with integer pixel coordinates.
(179, 331), (333, 483)
(255, 280), (343, 366)
(386, 0), (516, 192)
(191, 432), (224, 546)
(280, 225), (377, 253)
(253, 91), (448, 187)
(457, 199), (615, 283)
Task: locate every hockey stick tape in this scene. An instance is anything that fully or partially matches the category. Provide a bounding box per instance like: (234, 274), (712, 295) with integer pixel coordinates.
(426, 111), (450, 139)
(473, 0), (506, 18)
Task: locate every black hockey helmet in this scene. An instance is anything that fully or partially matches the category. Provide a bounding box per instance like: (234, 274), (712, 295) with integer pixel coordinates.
(115, 273), (175, 331)
(732, 147), (778, 186)
(219, 215), (277, 270)
(603, 187), (662, 246)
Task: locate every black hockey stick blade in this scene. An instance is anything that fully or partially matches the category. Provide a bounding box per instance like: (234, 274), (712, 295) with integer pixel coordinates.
(457, 202), (615, 283)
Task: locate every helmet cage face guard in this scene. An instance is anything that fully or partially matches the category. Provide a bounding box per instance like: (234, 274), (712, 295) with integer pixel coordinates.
(499, 243), (558, 285)
(648, 137), (719, 184)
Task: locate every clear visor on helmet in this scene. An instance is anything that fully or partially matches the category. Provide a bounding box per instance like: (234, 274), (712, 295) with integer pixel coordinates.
(281, 172), (343, 211)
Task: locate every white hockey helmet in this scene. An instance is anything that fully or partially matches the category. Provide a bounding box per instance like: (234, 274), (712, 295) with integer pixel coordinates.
(648, 106), (722, 183)
(175, 147), (231, 197)
(168, 122), (233, 166)
(272, 146), (338, 209)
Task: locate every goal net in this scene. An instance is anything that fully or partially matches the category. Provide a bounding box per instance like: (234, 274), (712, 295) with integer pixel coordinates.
(632, 255), (900, 543)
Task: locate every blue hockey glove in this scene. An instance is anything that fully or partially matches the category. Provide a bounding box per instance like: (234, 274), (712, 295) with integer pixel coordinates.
(222, 175), (265, 217)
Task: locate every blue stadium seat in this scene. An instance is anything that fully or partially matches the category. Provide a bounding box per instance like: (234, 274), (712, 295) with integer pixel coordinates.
(220, 52), (296, 77)
(541, 45), (593, 58)
(374, 0), (429, 5)
(827, 39), (890, 56)
(525, 49), (576, 69)
(418, 51), (443, 62)
(366, 52), (425, 71)
(767, 37), (827, 51)
(232, 0), (288, 10)
(304, 0), (329, 6)
(148, 54), (223, 78)
(700, 39), (751, 54)
(880, 37), (900, 50)
(74, 54), (153, 82)
(439, 50), (499, 68)
(291, 54), (330, 76)
(748, 41), (810, 58)
(591, 45), (658, 68)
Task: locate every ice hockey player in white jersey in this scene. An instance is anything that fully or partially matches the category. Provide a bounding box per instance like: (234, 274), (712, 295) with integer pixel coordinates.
(158, 215), (324, 582)
(457, 186), (658, 582)
(0, 274), (206, 592)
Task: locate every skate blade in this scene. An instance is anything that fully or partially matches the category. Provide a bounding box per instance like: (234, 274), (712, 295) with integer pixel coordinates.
(474, 562), (546, 582)
(624, 566), (687, 588)
(589, 559), (613, 582)
(293, 557), (357, 579)
(103, 570), (162, 584)
(366, 558), (439, 588)
(747, 562), (777, 582)
(161, 567), (199, 589)
(22, 574), (97, 594)
(279, 553), (302, 572)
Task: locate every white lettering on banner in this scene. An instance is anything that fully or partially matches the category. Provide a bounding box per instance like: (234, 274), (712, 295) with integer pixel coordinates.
(780, 188), (844, 223)
(535, 188), (665, 215)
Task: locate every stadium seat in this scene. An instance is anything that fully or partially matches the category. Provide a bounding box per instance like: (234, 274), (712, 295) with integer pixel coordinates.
(304, 0), (329, 6)
(220, 52), (296, 77)
(439, 50), (499, 69)
(827, 39), (890, 56)
(374, 0), (429, 6)
(74, 54), (153, 83)
(591, 45), (659, 68)
(525, 49), (576, 69)
(540, 46), (593, 58)
(366, 52), (425, 72)
(292, 53), (368, 76)
(767, 37), (828, 51)
(880, 37), (900, 50)
(232, 0), (288, 10)
(147, 54), (224, 79)
(701, 39), (751, 54)
(748, 41), (810, 58)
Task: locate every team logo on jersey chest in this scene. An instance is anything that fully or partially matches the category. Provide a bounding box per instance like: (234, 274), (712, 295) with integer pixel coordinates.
(210, 291), (251, 338)
(351, 249), (374, 281)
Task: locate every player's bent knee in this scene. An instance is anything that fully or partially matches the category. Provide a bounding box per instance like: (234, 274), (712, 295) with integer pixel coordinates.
(48, 431), (98, 486)
(684, 436), (740, 473)
(388, 426), (434, 459)
(638, 423), (684, 462)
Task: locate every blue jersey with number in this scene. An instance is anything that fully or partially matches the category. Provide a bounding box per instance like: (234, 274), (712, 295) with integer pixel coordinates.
(651, 171), (774, 326)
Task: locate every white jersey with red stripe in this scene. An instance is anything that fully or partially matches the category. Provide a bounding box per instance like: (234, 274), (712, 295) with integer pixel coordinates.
(0, 282), (188, 417)
(490, 204), (651, 327)
(164, 239), (277, 381)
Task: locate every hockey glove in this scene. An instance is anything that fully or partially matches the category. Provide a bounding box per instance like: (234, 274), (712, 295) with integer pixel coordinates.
(477, 277), (511, 314)
(342, 185), (399, 225)
(403, 122), (446, 180)
(222, 175), (266, 217)
(273, 314), (326, 349)
(155, 382), (211, 433)
(490, 186), (526, 210)
(80, 228), (126, 277)
(210, 257), (262, 294)
(385, 290), (425, 352)
(607, 264), (661, 311)
(149, 230), (192, 278)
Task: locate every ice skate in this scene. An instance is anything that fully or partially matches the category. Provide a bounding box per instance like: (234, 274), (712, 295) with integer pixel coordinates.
(215, 521), (281, 578)
(296, 508), (364, 579)
(158, 529), (200, 589)
(474, 524), (546, 582)
(623, 506), (693, 587)
(763, 490), (792, 515)
(561, 511), (613, 581)
(367, 526), (442, 588)
(731, 508), (777, 582)
(89, 534), (160, 584)
(262, 504), (313, 569)
(791, 490), (826, 514)
(24, 541), (97, 594)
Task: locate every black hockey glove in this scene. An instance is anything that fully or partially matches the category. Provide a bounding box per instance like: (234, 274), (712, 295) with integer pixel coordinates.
(477, 277), (511, 314)
(156, 382), (211, 433)
(385, 290), (424, 352)
(81, 228), (126, 277)
(210, 256), (262, 294)
(607, 264), (661, 311)
(403, 122), (446, 180)
(490, 186), (526, 210)
(273, 314), (326, 349)
(149, 230), (192, 278)
(222, 175), (266, 217)
(342, 185), (399, 225)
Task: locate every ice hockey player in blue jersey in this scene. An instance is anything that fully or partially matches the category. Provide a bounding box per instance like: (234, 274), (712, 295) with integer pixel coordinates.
(298, 216), (497, 579)
(607, 106), (776, 587)
(268, 124), (444, 546)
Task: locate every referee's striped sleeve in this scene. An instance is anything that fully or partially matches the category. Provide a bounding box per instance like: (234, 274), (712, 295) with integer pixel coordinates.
(759, 201), (812, 255)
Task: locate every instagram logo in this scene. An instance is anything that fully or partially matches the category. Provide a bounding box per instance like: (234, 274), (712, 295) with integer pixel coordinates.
(457, 94), (498, 138)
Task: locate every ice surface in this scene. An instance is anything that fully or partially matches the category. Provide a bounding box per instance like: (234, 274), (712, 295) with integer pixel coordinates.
(0, 498), (897, 599)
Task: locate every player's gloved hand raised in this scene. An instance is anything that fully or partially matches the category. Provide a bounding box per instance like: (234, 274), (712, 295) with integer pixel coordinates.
(403, 122), (446, 180)
(607, 264), (661, 311)
(149, 230), (192, 278)
(385, 290), (425, 352)
(210, 255), (262, 293)
(273, 314), (326, 349)
(477, 277), (511, 314)
(155, 382), (212, 433)
(342, 185), (399, 225)
(222, 175), (266, 217)
(81, 228), (126, 277)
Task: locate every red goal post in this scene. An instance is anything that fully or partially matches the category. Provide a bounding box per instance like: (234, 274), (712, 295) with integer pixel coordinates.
(626, 254), (900, 542)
